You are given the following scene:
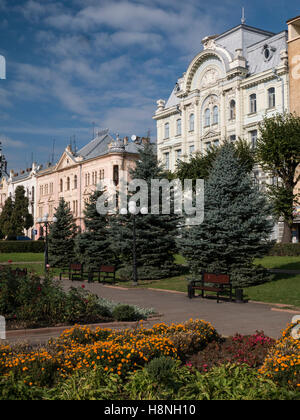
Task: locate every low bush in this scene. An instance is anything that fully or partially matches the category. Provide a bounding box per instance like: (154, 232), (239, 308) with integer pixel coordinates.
(112, 304), (143, 322)
(268, 243), (300, 257)
(259, 321), (300, 391)
(188, 331), (275, 371)
(178, 363), (298, 400)
(0, 241), (45, 253)
(125, 356), (191, 400)
(46, 366), (124, 400)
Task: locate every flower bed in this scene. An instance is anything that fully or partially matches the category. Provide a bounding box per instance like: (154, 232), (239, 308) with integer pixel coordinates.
(0, 319), (299, 400)
(259, 321), (300, 390)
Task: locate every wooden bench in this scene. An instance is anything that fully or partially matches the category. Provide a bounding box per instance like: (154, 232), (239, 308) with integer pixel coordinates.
(97, 265), (116, 284)
(188, 272), (233, 303)
(70, 263), (84, 281)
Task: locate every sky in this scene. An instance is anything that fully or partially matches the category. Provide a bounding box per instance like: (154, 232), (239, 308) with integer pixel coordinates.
(0, 0), (299, 171)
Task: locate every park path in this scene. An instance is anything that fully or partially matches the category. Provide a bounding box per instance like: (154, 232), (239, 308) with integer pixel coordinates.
(3, 279), (299, 346)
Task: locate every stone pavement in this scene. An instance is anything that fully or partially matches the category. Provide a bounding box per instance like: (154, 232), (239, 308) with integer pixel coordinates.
(3, 280), (299, 346)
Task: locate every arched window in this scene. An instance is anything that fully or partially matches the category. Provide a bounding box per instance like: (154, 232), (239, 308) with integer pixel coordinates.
(60, 179), (63, 192)
(250, 93), (257, 113)
(229, 100), (236, 120)
(189, 114), (195, 131)
(74, 175), (77, 189)
(164, 122), (169, 139)
(204, 108), (210, 127)
(268, 87), (275, 108)
(213, 106), (219, 124)
(176, 119), (182, 136)
(66, 177), (70, 191)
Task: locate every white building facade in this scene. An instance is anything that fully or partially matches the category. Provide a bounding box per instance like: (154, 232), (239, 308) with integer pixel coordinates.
(154, 23), (289, 173)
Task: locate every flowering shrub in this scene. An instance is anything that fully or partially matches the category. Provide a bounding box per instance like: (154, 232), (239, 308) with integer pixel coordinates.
(259, 321), (300, 391)
(188, 331), (275, 371)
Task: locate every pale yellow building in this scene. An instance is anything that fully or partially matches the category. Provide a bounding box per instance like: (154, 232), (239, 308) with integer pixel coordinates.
(287, 15), (300, 242)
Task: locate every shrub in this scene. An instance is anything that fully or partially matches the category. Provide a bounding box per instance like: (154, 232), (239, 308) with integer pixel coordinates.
(151, 319), (220, 358)
(46, 366), (123, 400)
(112, 304), (143, 322)
(268, 243), (300, 256)
(188, 331), (275, 371)
(0, 373), (47, 400)
(0, 241), (45, 253)
(259, 322), (300, 391)
(125, 357), (191, 400)
(178, 363), (298, 400)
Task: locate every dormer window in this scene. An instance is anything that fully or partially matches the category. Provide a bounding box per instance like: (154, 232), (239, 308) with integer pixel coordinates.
(262, 44), (275, 62)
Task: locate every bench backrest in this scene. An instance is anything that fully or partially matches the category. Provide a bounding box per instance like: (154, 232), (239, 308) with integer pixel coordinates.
(70, 263), (83, 271)
(203, 273), (230, 284)
(100, 265), (115, 273)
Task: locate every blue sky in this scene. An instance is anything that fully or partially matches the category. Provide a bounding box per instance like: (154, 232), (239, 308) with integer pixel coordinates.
(0, 0), (299, 171)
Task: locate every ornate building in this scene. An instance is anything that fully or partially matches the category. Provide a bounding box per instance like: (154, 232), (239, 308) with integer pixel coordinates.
(154, 22), (289, 173)
(35, 130), (146, 236)
(287, 15), (300, 242)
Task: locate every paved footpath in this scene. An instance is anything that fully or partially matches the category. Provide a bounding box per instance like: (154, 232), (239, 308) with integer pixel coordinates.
(3, 280), (299, 346)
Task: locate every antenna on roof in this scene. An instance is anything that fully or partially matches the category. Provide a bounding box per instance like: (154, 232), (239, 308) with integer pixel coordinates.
(51, 139), (55, 164)
(241, 7), (246, 24)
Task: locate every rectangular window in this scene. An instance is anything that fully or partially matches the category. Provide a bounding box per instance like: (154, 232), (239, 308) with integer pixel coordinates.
(250, 94), (257, 114)
(250, 130), (258, 149)
(268, 87), (276, 108)
(164, 152), (170, 170)
(213, 139), (220, 147)
(164, 123), (170, 139)
(176, 119), (182, 136)
(176, 149), (182, 161)
(206, 142), (211, 152)
(229, 135), (236, 142)
(189, 145), (195, 155)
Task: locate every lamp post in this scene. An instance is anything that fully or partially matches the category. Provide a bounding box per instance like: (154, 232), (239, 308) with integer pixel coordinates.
(120, 201), (148, 286)
(37, 213), (57, 272)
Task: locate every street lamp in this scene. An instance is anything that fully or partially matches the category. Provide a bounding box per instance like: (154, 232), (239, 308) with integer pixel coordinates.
(120, 201), (148, 286)
(37, 213), (57, 272)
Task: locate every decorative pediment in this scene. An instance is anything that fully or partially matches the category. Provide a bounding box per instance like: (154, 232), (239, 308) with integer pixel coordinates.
(56, 150), (77, 171)
(203, 129), (219, 139)
(201, 68), (220, 88)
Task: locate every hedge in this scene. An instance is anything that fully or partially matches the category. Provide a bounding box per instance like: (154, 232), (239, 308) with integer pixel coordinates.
(0, 241), (45, 253)
(268, 243), (300, 257)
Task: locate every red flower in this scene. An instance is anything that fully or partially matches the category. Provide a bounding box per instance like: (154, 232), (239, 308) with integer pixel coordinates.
(81, 284), (85, 289)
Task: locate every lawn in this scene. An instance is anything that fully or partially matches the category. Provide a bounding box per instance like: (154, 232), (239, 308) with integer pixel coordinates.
(0, 253), (44, 263)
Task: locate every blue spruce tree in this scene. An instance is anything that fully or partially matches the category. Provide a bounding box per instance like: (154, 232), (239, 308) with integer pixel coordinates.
(179, 143), (274, 288)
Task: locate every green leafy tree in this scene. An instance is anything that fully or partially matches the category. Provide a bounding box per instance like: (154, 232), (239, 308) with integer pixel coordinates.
(75, 188), (115, 271)
(257, 113), (300, 243)
(48, 198), (78, 268)
(179, 143), (274, 288)
(110, 143), (181, 280)
(175, 139), (255, 183)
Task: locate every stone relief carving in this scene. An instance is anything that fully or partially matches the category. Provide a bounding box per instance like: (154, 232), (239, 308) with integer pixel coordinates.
(201, 68), (219, 88)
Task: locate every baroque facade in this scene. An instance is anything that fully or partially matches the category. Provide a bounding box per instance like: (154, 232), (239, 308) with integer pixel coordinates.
(153, 21), (289, 241)
(287, 15), (300, 242)
(154, 23), (289, 171)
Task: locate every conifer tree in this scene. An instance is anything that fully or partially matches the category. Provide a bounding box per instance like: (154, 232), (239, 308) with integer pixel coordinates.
(110, 143), (181, 280)
(48, 198), (78, 267)
(11, 186), (33, 236)
(75, 189), (114, 271)
(0, 196), (14, 238)
(179, 143), (274, 288)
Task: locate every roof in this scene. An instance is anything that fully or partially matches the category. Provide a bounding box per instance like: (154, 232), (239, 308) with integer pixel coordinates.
(77, 129), (142, 160)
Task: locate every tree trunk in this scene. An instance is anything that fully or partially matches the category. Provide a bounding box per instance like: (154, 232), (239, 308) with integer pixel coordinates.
(281, 220), (293, 243)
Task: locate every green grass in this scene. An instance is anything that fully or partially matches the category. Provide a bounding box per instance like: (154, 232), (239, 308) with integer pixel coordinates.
(254, 256), (300, 271)
(0, 253), (44, 263)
